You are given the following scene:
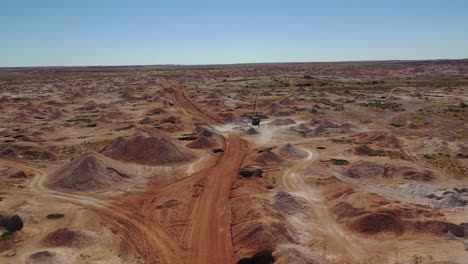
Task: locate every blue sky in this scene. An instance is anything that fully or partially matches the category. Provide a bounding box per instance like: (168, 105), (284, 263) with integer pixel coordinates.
(1, 0), (467, 66)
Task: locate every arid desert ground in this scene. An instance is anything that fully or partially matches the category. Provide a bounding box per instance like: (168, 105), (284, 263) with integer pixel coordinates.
(0, 60), (467, 264)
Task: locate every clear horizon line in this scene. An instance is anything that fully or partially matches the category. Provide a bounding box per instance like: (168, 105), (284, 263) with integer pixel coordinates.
(1, 57), (468, 69)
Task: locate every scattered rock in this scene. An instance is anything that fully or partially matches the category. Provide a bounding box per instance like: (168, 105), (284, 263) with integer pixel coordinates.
(398, 183), (439, 197)
(435, 193), (467, 209)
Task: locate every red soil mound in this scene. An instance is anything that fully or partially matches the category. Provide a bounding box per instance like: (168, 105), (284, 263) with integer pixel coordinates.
(354, 145), (377, 155)
(349, 213), (404, 234)
(358, 132), (401, 148)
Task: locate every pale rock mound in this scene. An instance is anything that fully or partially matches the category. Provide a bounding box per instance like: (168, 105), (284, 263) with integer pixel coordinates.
(254, 150), (283, 164)
(100, 130), (194, 165)
(278, 143), (307, 158)
(46, 151), (130, 191)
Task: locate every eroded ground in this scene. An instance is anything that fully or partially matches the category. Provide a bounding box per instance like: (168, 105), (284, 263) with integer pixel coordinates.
(0, 60), (467, 264)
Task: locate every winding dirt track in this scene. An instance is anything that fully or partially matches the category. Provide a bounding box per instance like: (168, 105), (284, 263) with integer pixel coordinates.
(281, 148), (395, 264)
(1, 78), (245, 264)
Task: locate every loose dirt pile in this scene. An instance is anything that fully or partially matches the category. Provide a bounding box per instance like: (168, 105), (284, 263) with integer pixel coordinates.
(238, 168), (263, 178)
(354, 145), (377, 156)
(45, 151), (130, 191)
(186, 135), (217, 149)
(435, 193), (467, 209)
(254, 150), (283, 164)
(42, 228), (93, 248)
(245, 127), (259, 135)
(349, 213), (404, 234)
(26, 251), (63, 264)
(347, 162), (434, 181)
(268, 119), (296, 126)
(273, 246), (318, 264)
(193, 125), (219, 137)
(265, 103), (291, 116)
(8, 170), (28, 178)
(206, 91), (223, 99)
(232, 220), (295, 254)
(398, 183), (439, 197)
(331, 202), (368, 219)
(100, 130), (194, 165)
(279, 98), (294, 105)
(387, 166), (435, 181)
(278, 143), (307, 158)
(357, 132), (401, 148)
(408, 220), (464, 237)
(272, 191), (304, 216)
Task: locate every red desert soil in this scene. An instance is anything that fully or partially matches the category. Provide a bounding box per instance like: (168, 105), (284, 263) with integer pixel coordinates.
(1, 61), (467, 264)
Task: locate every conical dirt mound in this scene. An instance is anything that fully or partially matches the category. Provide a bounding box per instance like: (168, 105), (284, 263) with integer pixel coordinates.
(254, 150), (283, 164)
(186, 135), (218, 149)
(100, 131), (194, 165)
(45, 151), (130, 191)
(246, 127), (259, 135)
(278, 143), (307, 158)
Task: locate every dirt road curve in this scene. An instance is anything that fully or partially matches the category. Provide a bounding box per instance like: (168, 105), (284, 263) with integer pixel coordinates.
(0, 159), (186, 264)
(281, 148), (393, 263)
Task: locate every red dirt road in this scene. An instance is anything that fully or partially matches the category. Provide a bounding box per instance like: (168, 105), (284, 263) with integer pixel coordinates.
(164, 78), (246, 263)
(182, 134), (245, 264)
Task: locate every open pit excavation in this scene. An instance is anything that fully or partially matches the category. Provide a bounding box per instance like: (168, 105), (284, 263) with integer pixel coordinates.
(0, 60), (468, 264)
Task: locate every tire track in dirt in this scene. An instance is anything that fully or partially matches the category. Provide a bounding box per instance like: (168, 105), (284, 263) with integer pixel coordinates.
(182, 134), (246, 264)
(162, 78), (247, 263)
(1, 78), (245, 264)
(281, 148), (396, 263)
(0, 159), (185, 264)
